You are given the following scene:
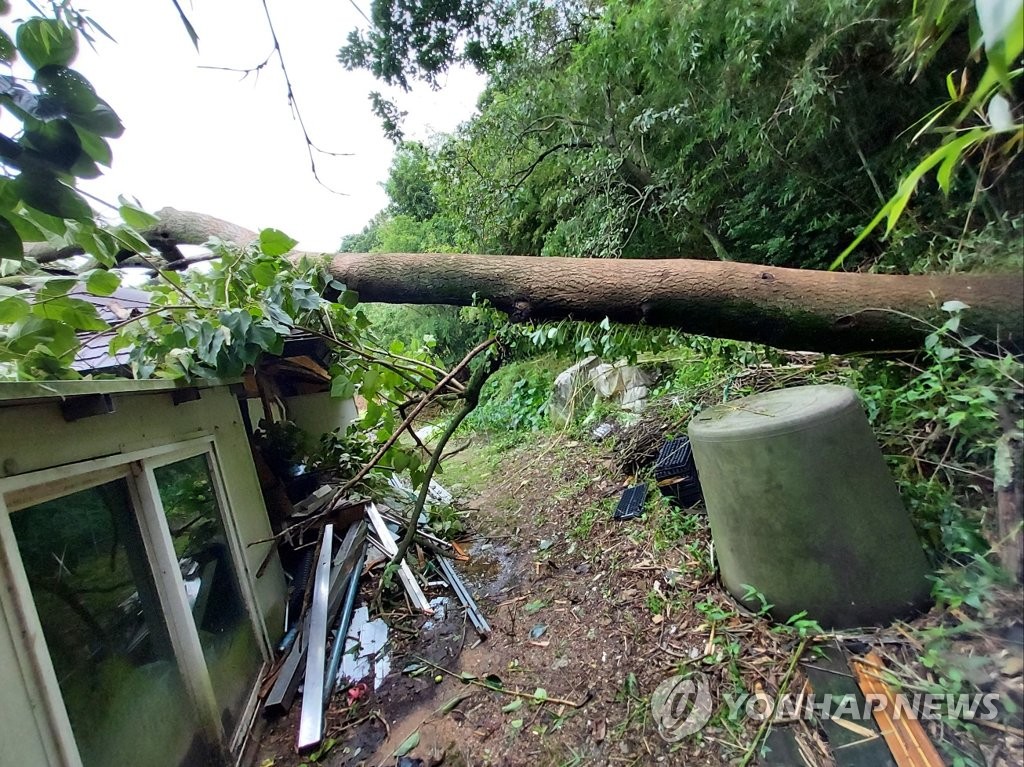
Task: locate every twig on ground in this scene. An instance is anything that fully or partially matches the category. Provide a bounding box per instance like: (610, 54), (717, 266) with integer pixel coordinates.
(410, 655), (590, 708)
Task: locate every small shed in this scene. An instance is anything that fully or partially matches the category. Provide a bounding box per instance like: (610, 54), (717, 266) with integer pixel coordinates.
(0, 379), (290, 766)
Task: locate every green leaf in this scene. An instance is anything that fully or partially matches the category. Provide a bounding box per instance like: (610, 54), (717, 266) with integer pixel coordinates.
(509, 719), (523, 729)
(259, 228), (298, 257)
(0, 29), (15, 64)
(6, 315), (79, 358)
(251, 261), (277, 287)
(118, 199), (159, 229)
(361, 368), (380, 395)
(32, 296), (107, 331)
(945, 70), (957, 101)
(69, 152), (101, 179)
(484, 673), (503, 689)
(340, 289), (360, 309)
(77, 229), (118, 265)
(22, 118), (83, 171)
(7, 211), (45, 243)
(0, 214), (23, 261)
(434, 693), (472, 715)
(68, 100), (124, 138)
(394, 731), (419, 757)
(13, 172), (91, 220)
(33, 276), (76, 297)
(524, 599), (545, 614)
(110, 224), (152, 254)
(34, 65), (98, 113)
(247, 322), (282, 355)
(533, 687), (548, 702)
(501, 698), (523, 713)
(0, 295), (29, 323)
(76, 129), (112, 166)
(392, 450), (410, 471)
(85, 269), (120, 297)
(331, 374), (356, 399)
(19, 206), (67, 238)
(16, 18), (78, 70)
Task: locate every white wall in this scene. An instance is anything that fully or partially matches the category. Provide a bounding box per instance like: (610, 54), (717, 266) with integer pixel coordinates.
(0, 384), (287, 766)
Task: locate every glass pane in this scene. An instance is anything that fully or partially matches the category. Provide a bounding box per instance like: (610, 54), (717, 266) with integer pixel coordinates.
(10, 478), (210, 767)
(154, 454), (262, 735)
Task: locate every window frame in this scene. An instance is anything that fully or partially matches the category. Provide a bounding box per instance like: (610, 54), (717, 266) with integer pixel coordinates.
(0, 435), (270, 766)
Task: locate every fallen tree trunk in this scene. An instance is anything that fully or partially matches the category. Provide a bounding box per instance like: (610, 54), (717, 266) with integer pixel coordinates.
(324, 252), (1023, 354)
(25, 208), (1023, 354)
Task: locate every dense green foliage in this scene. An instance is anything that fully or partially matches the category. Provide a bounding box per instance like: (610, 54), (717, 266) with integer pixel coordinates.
(0, 5), (157, 378)
(343, 0), (1021, 272)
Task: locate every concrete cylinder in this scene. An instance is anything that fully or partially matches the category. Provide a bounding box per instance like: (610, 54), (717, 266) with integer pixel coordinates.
(688, 384), (930, 628)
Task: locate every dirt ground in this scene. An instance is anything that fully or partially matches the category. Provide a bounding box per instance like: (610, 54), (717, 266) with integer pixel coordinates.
(252, 433), (1024, 767)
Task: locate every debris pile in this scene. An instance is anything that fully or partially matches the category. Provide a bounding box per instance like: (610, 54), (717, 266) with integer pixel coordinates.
(254, 477), (490, 755)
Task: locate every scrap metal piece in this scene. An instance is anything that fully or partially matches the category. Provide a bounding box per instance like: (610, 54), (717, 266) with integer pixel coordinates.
(437, 555), (491, 636)
(264, 522), (367, 718)
(336, 606), (392, 692)
(365, 502), (432, 613)
(60, 393), (115, 422)
(297, 524), (334, 752)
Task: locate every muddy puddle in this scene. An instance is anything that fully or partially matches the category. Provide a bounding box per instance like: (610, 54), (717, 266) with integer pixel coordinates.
(459, 539), (519, 598)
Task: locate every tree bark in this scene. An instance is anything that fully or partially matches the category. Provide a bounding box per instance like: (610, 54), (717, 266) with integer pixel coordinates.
(324, 252), (1022, 354)
(25, 208), (1022, 355)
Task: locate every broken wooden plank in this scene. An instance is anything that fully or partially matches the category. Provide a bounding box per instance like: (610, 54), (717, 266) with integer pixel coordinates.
(264, 620), (308, 716)
(850, 652), (944, 767)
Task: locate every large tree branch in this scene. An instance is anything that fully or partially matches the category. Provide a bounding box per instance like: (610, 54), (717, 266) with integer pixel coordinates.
(24, 207), (260, 264)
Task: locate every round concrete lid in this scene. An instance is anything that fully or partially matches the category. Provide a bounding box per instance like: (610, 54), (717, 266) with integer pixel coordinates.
(688, 384), (861, 442)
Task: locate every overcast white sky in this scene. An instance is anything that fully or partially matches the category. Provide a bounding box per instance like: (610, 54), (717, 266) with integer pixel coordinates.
(25, 1), (484, 251)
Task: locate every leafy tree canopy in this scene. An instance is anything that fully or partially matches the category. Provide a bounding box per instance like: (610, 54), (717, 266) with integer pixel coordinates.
(342, 0), (1022, 272)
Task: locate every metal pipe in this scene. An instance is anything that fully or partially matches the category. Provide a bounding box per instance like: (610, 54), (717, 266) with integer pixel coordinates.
(297, 524), (333, 752)
(277, 622), (300, 654)
(323, 544), (366, 705)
